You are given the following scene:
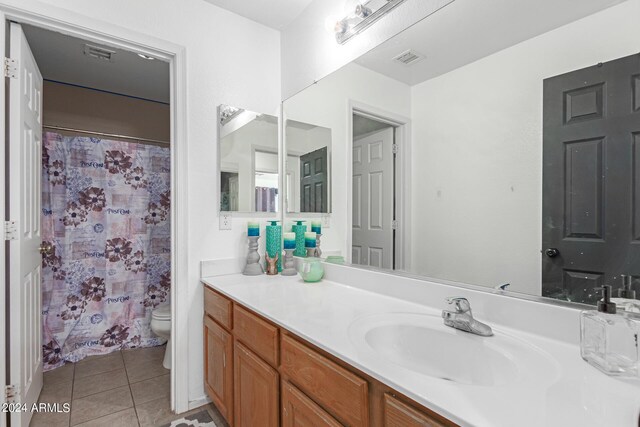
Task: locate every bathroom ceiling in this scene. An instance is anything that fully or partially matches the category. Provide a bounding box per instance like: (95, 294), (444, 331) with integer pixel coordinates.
(22, 25), (170, 104)
(355, 0), (627, 86)
(203, 0), (313, 29)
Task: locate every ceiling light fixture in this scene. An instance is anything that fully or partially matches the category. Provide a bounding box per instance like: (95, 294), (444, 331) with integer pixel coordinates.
(332, 0), (409, 44)
(137, 53), (156, 60)
(219, 105), (244, 125)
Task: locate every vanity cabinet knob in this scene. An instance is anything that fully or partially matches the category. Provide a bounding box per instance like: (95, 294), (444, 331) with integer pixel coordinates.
(545, 248), (560, 258)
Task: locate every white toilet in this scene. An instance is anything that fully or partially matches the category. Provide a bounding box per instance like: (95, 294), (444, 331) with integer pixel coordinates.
(150, 304), (171, 369)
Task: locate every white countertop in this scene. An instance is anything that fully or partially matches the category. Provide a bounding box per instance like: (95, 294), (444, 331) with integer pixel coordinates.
(201, 273), (640, 427)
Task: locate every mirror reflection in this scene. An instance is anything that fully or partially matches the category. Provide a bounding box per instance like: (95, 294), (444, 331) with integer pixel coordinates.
(284, 120), (332, 213)
(218, 105), (279, 213)
(282, 0), (640, 307)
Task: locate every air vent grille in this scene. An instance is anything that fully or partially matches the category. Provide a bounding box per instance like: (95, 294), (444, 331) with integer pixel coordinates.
(83, 44), (116, 62)
(393, 49), (424, 66)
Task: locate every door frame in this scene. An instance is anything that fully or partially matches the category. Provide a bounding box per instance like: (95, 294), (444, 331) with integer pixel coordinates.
(347, 101), (411, 271)
(0, 3), (190, 417)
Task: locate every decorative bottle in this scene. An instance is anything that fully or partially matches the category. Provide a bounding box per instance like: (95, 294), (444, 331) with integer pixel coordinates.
(265, 220), (282, 272)
(292, 220), (307, 257)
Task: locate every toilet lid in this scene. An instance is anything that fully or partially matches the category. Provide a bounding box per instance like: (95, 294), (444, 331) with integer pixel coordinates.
(152, 304), (171, 320)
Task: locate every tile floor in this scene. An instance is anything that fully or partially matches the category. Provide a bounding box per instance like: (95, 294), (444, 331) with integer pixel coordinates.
(30, 345), (228, 427)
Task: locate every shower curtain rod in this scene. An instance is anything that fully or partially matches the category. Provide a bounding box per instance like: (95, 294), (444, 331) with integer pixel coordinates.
(43, 125), (170, 146)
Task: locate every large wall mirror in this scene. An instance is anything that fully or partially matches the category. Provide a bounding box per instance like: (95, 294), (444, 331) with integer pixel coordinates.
(282, 0), (640, 307)
(218, 105), (279, 213)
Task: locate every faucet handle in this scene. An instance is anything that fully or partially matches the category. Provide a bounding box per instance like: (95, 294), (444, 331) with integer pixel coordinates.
(445, 297), (471, 313)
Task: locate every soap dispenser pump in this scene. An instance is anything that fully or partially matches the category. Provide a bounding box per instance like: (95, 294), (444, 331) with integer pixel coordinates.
(580, 286), (639, 377)
(618, 275), (636, 299)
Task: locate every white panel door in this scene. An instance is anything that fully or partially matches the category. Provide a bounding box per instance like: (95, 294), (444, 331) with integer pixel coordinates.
(352, 127), (394, 269)
(8, 22), (44, 427)
(228, 175), (239, 211)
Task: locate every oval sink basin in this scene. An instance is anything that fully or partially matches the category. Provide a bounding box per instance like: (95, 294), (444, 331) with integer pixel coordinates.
(348, 313), (559, 387)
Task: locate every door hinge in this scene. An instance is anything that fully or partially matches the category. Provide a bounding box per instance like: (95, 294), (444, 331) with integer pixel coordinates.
(392, 144), (399, 155)
(5, 385), (18, 403)
(3, 57), (17, 79)
(4, 220), (18, 241)
(392, 220), (399, 230)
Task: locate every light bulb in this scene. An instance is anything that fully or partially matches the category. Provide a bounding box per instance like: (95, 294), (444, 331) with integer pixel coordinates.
(355, 4), (372, 18)
(324, 15), (340, 34)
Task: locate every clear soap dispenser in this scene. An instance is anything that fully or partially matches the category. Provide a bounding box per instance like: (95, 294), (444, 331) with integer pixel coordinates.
(580, 286), (639, 377)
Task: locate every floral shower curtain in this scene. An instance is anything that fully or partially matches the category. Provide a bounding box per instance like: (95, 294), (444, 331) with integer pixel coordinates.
(255, 187), (278, 212)
(41, 132), (171, 371)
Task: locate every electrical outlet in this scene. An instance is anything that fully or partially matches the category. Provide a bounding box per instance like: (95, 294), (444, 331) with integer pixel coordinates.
(322, 213), (330, 228)
(220, 213), (232, 230)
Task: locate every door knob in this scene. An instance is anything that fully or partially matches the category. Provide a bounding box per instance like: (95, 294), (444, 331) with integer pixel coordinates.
(39, 243), (53, 255)
(545, 248), (560, 258)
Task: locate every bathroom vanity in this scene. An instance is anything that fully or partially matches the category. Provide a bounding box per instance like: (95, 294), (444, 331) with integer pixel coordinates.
(202, 278), (454, 427)
(201, 263), (640, 427)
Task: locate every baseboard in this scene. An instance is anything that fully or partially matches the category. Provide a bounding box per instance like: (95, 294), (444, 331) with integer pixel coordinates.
(188, 395), (212, 411)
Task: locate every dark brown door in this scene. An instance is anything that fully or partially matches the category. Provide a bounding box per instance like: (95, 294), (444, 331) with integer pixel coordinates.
(234, 341), (279, 427)
(300, 147), (328, 212)
(204, 316), (233, 424)
(542, 53), (640, 303)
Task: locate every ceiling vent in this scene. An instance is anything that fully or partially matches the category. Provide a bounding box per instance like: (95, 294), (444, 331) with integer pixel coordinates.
(393, 49), (424, 66)
(83, 44), (116, 62)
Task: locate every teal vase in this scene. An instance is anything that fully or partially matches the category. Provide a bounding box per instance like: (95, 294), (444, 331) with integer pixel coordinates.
(265, 220), (282, 272)
(292, 221), (307, 257)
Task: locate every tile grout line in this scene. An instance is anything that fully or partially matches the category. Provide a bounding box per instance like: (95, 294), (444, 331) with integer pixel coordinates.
(122, 350), (142, 427)
(70, 366), (128, 399)
(68, 363), (75, 427)
(70, 408), (137, 427)
(45, 347), (166, 427)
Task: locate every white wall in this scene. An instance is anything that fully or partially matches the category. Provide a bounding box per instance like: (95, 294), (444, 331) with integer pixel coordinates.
(280, 0), (453, 99)
(410, 0), (640, 295)
(4, 0), (281, 406)
(284, 62), (411, 255)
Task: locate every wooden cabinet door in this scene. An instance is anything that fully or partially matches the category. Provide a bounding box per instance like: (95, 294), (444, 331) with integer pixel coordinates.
(384, 393), (449, 427)
(204, 315), (233, 425)
(234, 341), (279, 427)
(282, 381), (341, 427)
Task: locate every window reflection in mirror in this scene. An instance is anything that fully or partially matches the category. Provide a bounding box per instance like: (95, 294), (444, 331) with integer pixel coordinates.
(218, 105), (279, 213)
(281, 0), (640, 307)
(284, 120), (331, 213)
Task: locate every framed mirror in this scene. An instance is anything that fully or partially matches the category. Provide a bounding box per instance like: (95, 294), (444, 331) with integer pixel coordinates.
(282, 0), (640, 308)
(284, 120), (332, 213)
(218, 105), (279, 213)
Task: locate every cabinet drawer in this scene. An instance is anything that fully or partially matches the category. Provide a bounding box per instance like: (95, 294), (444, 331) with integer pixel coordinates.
(281, 335), (369, 426)
(204, 286), (232, 330)
(282, 381), (341, 427)
(233, 305), (279, 367)
(384, 394), (449, 427)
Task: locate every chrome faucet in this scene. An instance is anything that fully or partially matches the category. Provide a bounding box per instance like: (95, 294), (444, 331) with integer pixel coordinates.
(442, 297), (493, 337)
